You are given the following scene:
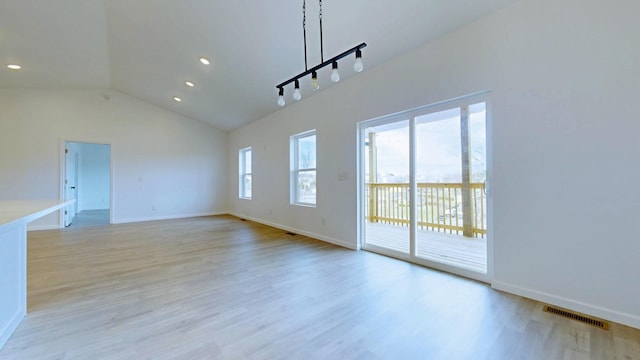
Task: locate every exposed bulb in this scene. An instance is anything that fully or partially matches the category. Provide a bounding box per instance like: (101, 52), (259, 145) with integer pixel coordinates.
(331, 62), (340, 82)
(354, 57), (364, 73)
(277, 87), (285, 107)
(312, 71), (319, 90)
(293, 80), (302, 101)
(354, 49), (364, 73)
(331, 69), (340, 82)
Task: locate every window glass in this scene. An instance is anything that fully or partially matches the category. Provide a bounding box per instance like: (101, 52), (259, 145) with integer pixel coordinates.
(239, 147), (252, 199)
(291, 131), (316, 206)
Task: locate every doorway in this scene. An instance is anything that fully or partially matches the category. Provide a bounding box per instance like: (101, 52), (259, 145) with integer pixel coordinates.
(62, 141), (112, 227)
(359, 93), (491, 282)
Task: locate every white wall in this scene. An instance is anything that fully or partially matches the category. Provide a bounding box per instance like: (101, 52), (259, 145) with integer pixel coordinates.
(0, 224), (25, 349)
(77, 142), (111, 211)
(228, 0), (640, 328)
(0, 89), (228, 228)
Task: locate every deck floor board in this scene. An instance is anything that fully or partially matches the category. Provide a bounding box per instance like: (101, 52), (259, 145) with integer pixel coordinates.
(365, 222), (487, 273)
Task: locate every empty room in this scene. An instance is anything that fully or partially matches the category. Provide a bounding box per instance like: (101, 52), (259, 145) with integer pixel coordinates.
(1, 0), (639, 358)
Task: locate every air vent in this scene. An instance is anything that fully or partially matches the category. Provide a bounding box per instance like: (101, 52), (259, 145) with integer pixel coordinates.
(543, 305), (609, 330)
(285, 232), (297, 236)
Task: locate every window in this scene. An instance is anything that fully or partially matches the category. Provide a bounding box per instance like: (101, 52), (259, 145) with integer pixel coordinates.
(291, 130), (316, 206)
(239, 147), (252, 199)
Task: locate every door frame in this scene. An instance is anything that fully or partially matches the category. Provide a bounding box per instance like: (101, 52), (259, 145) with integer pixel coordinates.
(59, 139), (114, 228)
(356, 91), (494, 284)
(63, 147), (79, 227)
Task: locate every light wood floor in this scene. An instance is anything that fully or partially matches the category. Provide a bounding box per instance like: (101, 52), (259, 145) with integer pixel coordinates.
(1, 216), (638, 359)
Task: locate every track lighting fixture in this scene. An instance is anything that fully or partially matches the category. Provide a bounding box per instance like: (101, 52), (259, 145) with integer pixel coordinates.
(276, 0), (366, 106)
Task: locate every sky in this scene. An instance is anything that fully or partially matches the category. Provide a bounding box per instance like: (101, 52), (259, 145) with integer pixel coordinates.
(365, 103), (486, 183)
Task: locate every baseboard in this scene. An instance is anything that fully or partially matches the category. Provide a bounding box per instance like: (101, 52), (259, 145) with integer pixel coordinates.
(27, 224), (60, 232)
(111, 212), (227, 224)
(228, 212), (357, 250)
(27, 212), (227, 229)
(0, 307), (25, 351)
(492, 281), (640, 330)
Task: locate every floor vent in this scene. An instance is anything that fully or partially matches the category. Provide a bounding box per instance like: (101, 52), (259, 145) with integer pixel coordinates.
(239, 218), (247, 221)
(285, 232), (297, 236)
(543, 305), (609, 330)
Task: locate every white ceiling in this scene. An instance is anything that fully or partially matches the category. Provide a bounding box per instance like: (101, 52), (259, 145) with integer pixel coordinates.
(0, 0), (518, 131)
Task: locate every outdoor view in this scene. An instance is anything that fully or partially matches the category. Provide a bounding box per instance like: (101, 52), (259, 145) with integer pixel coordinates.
(296, 133), (317, 205)
(363, 102), (487, 273)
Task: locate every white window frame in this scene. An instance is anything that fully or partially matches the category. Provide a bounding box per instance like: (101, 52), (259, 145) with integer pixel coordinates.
(239, 147), (252, 199)
(290, 130), (317, 207)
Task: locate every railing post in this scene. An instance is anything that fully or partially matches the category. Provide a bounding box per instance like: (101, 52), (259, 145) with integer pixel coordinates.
(460, 106), (474, 237)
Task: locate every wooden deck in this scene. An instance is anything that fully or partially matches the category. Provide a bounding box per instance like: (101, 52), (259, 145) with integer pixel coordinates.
(364, 222), (487, 273)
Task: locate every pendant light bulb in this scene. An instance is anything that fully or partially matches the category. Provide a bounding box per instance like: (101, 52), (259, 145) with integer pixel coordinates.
(277, 88), (286, 107)
(312, 71), (319, 90)
(330, 62), (340, 82)
(354, 49), (364, 73)
(293, 80), (302, 101)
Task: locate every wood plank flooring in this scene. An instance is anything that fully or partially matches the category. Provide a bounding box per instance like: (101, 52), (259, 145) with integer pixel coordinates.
(1, 215), (638, 359)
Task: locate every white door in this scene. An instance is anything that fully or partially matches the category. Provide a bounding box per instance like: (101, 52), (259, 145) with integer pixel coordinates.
(64, 146), (78, 227)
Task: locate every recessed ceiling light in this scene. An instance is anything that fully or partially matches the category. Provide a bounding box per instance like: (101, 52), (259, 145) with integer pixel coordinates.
(199, 57), (210, 65)
(173, 96), (182, 102)
(185, 81), (194, 87)
(7, 64), (22, 70)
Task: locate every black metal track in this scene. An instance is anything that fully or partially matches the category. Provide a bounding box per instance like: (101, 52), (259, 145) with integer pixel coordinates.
(276, 42), (367, 90)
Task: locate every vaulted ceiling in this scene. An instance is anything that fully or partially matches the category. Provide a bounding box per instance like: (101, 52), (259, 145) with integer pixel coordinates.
(0, 0), (518, 131)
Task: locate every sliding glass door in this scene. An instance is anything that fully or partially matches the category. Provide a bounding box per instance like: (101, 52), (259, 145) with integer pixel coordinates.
(362, 119), (411, 256)
(359, 94), (490, 279)
(415, 103), (487, 273)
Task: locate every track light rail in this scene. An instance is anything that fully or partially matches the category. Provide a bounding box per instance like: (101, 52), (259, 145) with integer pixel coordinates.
(276, 42), (367, 90)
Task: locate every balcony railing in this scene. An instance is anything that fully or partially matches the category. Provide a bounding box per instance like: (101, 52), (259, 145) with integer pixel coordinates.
(366, 182), (486, 238)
